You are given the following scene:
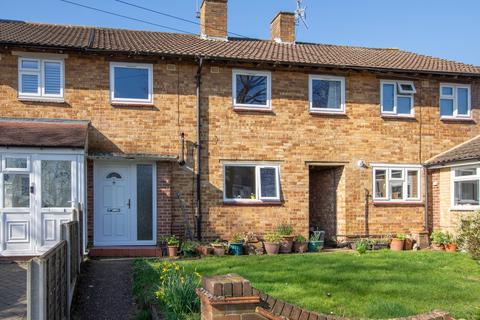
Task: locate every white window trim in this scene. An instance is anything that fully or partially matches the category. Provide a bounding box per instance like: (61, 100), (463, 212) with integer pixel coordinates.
(110, 62), (154, 105)
(308, 75), (346, 114)
(372, 164), (422, 203)
(232, 69), (272, 110)
(18, 57), (65, 101)
(440, 83), (471, 120)
(223, 163), (280, 203)
(2, 155), (31, 172)
(380, 80), (415, 117)
(450, 165), (480, 210)
(397, 81), (417, 94)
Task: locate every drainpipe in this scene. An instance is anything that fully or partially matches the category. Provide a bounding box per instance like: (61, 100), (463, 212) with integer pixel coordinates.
(423, 165), (429, 232)
(195, 56), (204, 241)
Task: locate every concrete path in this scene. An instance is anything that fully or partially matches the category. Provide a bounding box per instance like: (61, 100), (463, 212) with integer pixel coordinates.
(0, 262), (27, 320)
(71, 259), (139, 320)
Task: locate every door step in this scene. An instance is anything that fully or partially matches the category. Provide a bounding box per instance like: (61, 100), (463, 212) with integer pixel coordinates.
(88, 246), (163, 257)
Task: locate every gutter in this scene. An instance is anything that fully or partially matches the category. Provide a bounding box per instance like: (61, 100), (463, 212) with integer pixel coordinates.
(195, 56), (204, 241)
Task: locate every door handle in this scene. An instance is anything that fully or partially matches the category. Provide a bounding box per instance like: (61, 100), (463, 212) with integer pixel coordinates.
(107, 208), (121, 212)
(127, 199), (131, 209)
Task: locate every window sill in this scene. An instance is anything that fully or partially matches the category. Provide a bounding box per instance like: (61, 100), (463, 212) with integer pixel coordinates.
(450, 206), (480, 211)
(373, 201), (423, 206)
(223, 200), (282, 206)
(381, 114), (416, 120)
(18, 97), (65, 103)
(309, 109), (346, 116)
(440, 117), (474, 123)
(232, 106), (273, 113)
(111, 101), (154, 107)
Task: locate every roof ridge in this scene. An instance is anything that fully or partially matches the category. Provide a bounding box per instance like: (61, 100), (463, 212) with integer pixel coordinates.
(425, 135), (480, 165)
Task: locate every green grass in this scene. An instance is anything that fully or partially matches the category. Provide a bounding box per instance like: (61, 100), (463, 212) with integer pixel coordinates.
(134, 251), (480, 319)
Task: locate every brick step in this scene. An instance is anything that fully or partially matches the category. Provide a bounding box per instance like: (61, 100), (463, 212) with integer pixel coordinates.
(88, 246), (163, 258)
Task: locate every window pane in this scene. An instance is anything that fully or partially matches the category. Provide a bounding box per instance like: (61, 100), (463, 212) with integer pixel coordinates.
(391, 169), (403, 179)
(114, 67), (149, 100)
(225, 166), (256, 200)
(21, 74), (39, 94)
(137, 164), (153, 241)
(235, 74), (267, 106)
(440, 99), (454, 116)
(41, 160), (71, 208)
(397, 96), (412, 114)
(21, 59), (38, 69)
(382, 84), (395, 112)
(260, 167), (278, 198)
(311, 79), (342, 109)
(5, 158), (28, 169)
(4, 174), (30, 208)
(407, 170), (418, 198)
(44, 62), (61, 95)
(455, 168), (477, 177)
(390, 180), (403, 200)
(375, 170), (386, 198)
(399, 83), (414, 92)
(454, 180), (479, 206)
(441, 86), (453, 96)
(457, 88), (469, 115)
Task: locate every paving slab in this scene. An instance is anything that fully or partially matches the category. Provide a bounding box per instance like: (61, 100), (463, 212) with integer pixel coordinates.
(0, 262), (27, 320)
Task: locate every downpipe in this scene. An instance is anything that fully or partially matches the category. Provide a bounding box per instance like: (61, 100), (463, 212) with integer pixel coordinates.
(195, 56), (204, 241)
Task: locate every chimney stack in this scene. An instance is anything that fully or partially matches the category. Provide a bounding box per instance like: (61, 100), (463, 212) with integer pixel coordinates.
(200, 0), (228, 40)
(270, 12), (296, 44)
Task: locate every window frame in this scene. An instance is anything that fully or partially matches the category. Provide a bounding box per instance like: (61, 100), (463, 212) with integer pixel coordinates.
(439, 83), (471, 120)
(109, 62), (154, 105)
(2, 155), (31, 172)
(451, 165), (480, 210)
(380, 80), (415, 117)
(308, 75), (346, 114)
(18, 57), (64, 101)
(232, 69), (272, 110)
(223, 163), (280, 203)
(372, 164), (422, 203)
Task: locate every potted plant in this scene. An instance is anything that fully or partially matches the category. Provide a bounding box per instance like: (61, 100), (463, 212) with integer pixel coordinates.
(166, 235), (179, 257)
(211, 239), (227, 256)
(263, 232), (282, 255)
(276, 224), (294, 253)
(308, 231), (324, 252)
(430, 231), (447, 251)
(404, 234), (414, 250)
(196, 243), (212, 256)
(355, 238), (369, 254)
(390, 233), (406, 251)
(229, 233), (245, 256)
(445, 232), (458, 252)
(293, 235), (308, 253)
(181, 240), (199, 257)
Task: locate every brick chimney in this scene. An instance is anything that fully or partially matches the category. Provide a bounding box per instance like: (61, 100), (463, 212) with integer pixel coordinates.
(200, 0), (228, 40)
(270, 12), (296, 43)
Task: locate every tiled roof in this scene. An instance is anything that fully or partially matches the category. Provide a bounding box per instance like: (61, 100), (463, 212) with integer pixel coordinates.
(0, 118), (89, 148)
(1, 19), (480, 76)
(426, 136), (480, 166)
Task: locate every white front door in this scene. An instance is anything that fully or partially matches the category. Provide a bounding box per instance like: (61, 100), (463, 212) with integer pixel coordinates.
(94, 162), (156, 246)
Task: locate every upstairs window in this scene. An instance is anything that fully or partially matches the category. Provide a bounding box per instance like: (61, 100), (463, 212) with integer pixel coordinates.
(224, 164), (280, 202)
(309, 75), (346, 114)
(232, 70), (271, 110)
(373, 165), (421, 202)
(440, 84), (471, 119)
(110, 62), (153, 105)
(18, 57), (64, 100)
(381, 80), (416, 116)
(452, 166), (480, 208)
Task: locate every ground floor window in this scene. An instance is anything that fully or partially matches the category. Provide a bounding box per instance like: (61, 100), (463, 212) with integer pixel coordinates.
(372, 164), (421, 202)
(452, 166), (480, 207)
(224, 163), (280, 202)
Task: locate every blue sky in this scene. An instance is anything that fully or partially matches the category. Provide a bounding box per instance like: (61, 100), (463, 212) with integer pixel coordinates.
(2, 0), (480, 66)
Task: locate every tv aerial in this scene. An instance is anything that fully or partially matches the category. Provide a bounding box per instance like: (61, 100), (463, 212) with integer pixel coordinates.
(294, 0), (309, 29)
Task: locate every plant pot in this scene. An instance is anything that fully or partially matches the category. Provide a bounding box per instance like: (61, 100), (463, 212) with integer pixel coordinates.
(167, 246), (178, 257)
(404, 238), (414, 250)
(196, 245), (212, 256)
(390, 239), (404, 251)
(183, 250), (195, 257)
(229, 243), (244, 256)
(264, 242), (280, 255)
(308, 240), (324, 252)
(212, 245), (225, 256)
(279, 236), (294, 253)
(445, 243), (457, 252)
(293, 241), (308, 253)
(431, 243), (445, 251)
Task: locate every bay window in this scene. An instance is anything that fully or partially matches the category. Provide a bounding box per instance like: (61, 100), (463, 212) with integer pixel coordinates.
(373, 165), (421, 202)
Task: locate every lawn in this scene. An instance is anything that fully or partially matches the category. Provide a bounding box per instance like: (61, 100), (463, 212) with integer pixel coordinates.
(134, 251), (480, 319)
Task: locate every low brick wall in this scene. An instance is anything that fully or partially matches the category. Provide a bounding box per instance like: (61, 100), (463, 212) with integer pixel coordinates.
(197, 274), (453, 320)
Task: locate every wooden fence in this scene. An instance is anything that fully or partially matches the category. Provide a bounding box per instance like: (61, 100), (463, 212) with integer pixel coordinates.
(27, 218), (82, 320)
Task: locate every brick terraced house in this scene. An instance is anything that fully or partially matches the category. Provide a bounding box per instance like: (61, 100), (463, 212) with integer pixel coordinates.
(0, 0), (479, 256)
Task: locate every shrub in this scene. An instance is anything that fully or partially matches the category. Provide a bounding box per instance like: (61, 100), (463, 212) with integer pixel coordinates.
(264, 231), (282, 243)
(276, 223), (293, 236)
(457, 211), (480, 259)
(355, 238), (369, 254)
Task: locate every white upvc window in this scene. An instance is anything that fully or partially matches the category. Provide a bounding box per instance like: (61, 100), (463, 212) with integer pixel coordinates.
(372, 164), (421, 202)
(380, 80), (416, 116)
(110, 62), (153, 105)
(18, 57), (64, 100)
(309, 75), (346, 114)
(451, 165), (480, 209)
(232, 69), (272, 110)
(2, 155), (30, 172)
(440, 83), (471, 119)
(223, 163), (280, 202)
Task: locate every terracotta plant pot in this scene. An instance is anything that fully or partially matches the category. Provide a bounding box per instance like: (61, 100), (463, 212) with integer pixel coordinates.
(279, 236), (294, 253)
(196, 245), (212, 256)
(404, 238), (414, 250)
(212, 245), (225, 256)
(264, 242), (280, 255)
(167, 246), (178, 257)
(390, 239), (405, 251)
(293, 241), (308, 253)
(431, 243), (445, 251)
(445, 243), (457, 252)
